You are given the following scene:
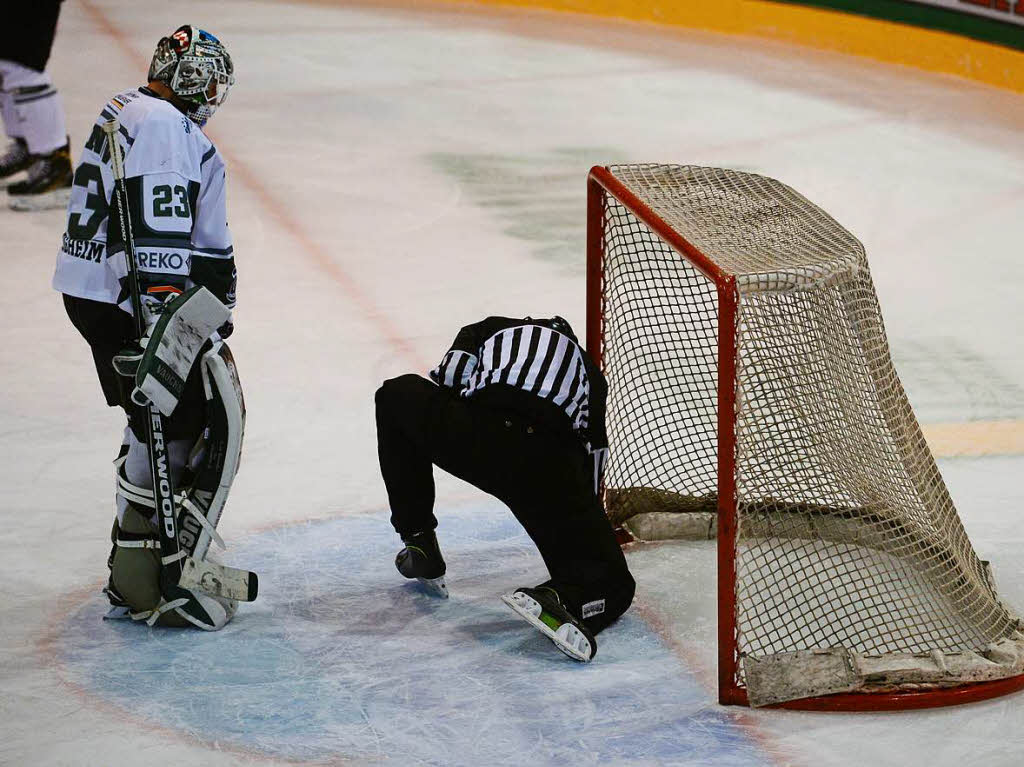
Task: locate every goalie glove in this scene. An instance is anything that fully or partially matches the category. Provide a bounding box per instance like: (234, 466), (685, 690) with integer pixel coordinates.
(111, 286), (230, 416)
(111, 292), (172, 377)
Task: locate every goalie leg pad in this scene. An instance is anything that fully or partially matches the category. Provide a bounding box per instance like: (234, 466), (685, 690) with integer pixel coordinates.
(108, 504), (237, 630)
(107, 339), (246, 627)
(114, 340), (243, 559)
(115, 431), (191, 526)
(185, 340), (245, 561)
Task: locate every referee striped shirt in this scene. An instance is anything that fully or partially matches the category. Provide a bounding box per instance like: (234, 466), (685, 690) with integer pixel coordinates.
(430, 316), (608, 490)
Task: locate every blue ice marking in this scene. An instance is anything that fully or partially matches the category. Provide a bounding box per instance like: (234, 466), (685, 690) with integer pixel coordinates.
(56, 503), (771, 765)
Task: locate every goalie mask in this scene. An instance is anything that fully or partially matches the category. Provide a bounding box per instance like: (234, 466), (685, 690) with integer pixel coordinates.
(148, 25), (235, 126)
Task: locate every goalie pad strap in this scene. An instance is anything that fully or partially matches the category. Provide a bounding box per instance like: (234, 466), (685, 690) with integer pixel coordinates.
(180, 497), (225, 552)
(162, 550), (186, 566)
(114, 525), (160, 550)
(116, 460), (185, 508)
(116, 538), (160, 550)
(117, 459), (212, 546)
(144, 597), (190, 626)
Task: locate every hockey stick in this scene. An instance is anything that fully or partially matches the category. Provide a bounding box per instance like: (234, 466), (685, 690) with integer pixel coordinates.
(102, 119), (256, 604)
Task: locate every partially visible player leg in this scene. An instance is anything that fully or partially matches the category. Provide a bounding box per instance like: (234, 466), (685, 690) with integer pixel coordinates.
(1, 2), (70, 209)
(376, 375), (453, 597)
(0, 63), (69, 165)
(375, 374), (524, 597)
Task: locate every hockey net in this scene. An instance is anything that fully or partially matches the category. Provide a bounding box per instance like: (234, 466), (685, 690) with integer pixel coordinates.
(588, 164), (1024, 709)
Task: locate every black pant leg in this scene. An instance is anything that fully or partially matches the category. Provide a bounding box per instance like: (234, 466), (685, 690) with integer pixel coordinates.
(375, 374), (514, 537)
(64, 294), (207, 444)
(500, 425), (635, 635)
(64, 294), (136, 407)
(376, 375), (441, 537)
(375, 375), (635, 633)
(3, 2), (62, 72)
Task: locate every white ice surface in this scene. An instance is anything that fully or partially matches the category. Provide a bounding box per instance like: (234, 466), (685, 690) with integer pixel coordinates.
(2, 0), (1023, 765)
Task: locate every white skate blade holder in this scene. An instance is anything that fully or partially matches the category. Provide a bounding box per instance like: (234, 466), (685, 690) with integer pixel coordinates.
(418, 575), (448, 599)
(501, 592), (594, 662)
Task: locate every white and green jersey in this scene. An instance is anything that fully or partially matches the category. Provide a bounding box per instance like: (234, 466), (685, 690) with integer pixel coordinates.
(52, 87), (236, 312)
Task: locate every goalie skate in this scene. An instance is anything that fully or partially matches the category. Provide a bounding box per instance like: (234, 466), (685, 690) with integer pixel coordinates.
(501, 588), (596, 662)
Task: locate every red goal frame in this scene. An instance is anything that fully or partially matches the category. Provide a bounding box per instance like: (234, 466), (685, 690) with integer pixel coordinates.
(585, 165), (1024, 711)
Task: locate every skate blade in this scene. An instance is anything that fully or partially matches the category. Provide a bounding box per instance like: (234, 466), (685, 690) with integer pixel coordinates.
(417, 575), (448, 599)
(500, 593), (593, 662)
(8, 187), (71, 211)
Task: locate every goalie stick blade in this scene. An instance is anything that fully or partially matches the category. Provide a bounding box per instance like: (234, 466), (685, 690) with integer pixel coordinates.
(418, 575), (448, 599)
(500, 592), (594, 662)
(180, 557), (259, 602)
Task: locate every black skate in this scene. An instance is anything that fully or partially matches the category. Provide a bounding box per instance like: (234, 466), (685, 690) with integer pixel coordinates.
(0, 138), (30, 182)
(395, 531), (448, 598)
(8, 141), (72, 211)
(501, 586), (596, 662)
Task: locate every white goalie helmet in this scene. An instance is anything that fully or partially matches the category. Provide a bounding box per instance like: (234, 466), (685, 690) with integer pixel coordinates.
(148, 25), (235, 126)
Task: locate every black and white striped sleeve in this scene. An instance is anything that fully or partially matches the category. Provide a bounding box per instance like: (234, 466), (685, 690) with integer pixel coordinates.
(430, 349), (478, 390)
(429, 320), (498, 390)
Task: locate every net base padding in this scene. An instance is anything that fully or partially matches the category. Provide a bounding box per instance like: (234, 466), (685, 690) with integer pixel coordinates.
(611, 487), (1024, 707)
(726, 673), (1024, 711)
(741, 641), (1024, 707)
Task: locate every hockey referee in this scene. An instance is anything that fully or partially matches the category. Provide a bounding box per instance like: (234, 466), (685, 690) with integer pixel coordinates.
(375, 315), (635, 661)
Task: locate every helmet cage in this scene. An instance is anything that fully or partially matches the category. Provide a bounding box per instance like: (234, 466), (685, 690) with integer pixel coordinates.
(169, 50), (235, 124)
(148, 27), (235, 126)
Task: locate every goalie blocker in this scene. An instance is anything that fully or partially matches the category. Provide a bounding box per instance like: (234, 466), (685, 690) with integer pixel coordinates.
(108, 335), (249, 630)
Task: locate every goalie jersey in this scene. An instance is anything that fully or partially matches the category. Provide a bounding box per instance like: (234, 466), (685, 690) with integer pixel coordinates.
(52, 87), (236, 313)
(431, 316), (609, 491)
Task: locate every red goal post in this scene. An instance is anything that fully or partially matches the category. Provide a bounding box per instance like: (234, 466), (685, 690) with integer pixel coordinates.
(586, 164), (1024, 710)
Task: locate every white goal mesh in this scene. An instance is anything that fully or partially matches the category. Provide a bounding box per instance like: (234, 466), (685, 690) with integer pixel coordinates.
(594, 164), (1024, 706)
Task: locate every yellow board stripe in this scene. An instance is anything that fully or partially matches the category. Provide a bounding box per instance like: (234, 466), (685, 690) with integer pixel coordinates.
(455, 0), (1024, 93)
(922, 420), (1024, 458)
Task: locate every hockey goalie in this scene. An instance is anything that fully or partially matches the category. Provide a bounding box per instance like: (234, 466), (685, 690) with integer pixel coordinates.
(52, 25), (248, 630)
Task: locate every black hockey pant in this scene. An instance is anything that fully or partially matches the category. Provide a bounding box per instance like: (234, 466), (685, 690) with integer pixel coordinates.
(375, 374), (635, 635)
(63, 294), (206, 443)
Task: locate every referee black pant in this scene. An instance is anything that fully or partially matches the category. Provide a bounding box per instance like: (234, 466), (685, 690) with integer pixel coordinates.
(375, 374), (635, 635)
